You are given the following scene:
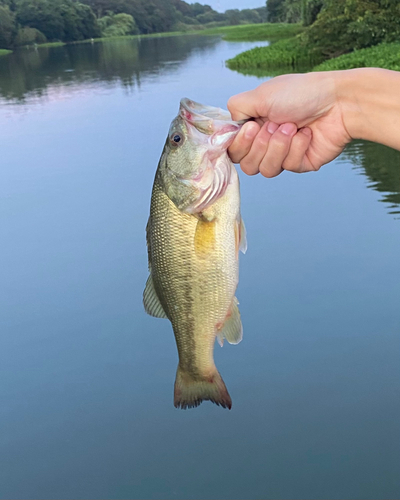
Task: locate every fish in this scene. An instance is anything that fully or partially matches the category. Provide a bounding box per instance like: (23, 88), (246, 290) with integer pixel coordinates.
(143, 98), (247, 410)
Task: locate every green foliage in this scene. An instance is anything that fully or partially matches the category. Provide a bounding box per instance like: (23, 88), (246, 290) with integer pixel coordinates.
(313, 42), (400, 71)
(99, 12), (138, 37)
(15, 26), (47, 45)
(302, 0), (400, 58)
(0, 48), (12, 55)
(80, 0), (265, 34)
(203, 22), (304, 42)
(226, 36), (322, 70)
(266, 0), (285, 22)
(282, 0), (302, 22)
(266, 0), (325, 25)
(301, 0), (324, 26)
(15, 0), (100, 43)
(0, 5), (16, 49)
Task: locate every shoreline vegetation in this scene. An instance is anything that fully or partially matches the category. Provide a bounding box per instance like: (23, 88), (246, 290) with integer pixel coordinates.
(225, 0), (400, 75)
(1, 0), (399, 73)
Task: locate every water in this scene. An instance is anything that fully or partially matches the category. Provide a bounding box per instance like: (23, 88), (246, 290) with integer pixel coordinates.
(0, 36), (399, 500)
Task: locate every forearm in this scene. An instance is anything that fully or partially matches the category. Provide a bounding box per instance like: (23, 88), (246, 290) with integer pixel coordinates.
(335, 68), (400, 151)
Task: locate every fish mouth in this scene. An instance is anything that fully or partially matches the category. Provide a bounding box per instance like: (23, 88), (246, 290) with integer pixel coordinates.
(179, 98), (243, 136)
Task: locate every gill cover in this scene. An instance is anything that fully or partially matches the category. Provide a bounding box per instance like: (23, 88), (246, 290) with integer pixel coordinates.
(162, 98), (243, 214)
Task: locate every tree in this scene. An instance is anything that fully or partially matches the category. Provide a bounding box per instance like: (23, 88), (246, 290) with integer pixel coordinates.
(225, 9), (241, 25)
(0, 5), (16, 48)
(266, 0), (285, 22)
(99, 12), (138, 36)
(301, 0), (324, 26)
(15, 0), (99, 42)
(303, 0), (400, 57)
(14, 26), (47, 45)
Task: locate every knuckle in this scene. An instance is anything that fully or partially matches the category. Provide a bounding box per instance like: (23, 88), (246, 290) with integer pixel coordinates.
(241, 152), (261, 175)
(260, 161), (280, 178)
(241, 162), (257, 176)
(282, 158), (299, 172)
(270, 133), (290, 151)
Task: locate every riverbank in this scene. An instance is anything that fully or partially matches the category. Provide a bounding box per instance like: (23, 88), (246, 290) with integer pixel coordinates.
(7, 23), (301, 52)
(201, 23), (304, 42)
(227, 36), (321, 72)
(313, 43), (400, 72)
(227, 38), (400, 75)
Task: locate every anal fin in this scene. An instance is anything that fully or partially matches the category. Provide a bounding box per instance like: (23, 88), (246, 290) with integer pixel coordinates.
(217, 297), (243, 346)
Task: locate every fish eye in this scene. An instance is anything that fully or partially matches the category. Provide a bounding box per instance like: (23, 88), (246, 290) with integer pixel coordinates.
(170, 132), (184, 147)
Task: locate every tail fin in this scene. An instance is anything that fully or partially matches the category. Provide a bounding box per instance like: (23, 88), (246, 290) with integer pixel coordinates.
(174, 365), (232, 410)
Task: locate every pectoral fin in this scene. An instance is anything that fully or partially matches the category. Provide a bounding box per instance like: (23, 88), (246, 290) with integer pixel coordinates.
(217, 297), (243, 346)
(239, 217), (247, 254)
(143, 274), (167, 319)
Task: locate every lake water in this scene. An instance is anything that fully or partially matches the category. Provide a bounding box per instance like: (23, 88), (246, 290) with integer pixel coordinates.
(0, 35), (399, 500)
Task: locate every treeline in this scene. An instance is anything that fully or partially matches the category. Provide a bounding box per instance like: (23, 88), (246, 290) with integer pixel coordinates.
(81, 1), (266, 33)
(266, 0), (400, 57)
(0, 0), (267, 50)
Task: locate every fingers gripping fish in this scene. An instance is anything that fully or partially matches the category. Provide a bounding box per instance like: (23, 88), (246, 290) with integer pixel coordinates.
(143, 98), (247, 410)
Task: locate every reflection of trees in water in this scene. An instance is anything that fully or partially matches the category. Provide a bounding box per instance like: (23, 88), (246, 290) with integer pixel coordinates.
(344, 140), (400, 215)
(0, 35), (221, 102)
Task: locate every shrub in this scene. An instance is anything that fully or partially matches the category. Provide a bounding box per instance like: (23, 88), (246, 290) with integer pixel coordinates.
(227, 36), (323, 70)
(313, 42), (400, 71)
(15, 27), (47, 46)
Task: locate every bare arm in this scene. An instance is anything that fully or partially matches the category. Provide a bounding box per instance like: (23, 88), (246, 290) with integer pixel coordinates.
(339, 68), (400, 151)
(227, 68), (400, 178)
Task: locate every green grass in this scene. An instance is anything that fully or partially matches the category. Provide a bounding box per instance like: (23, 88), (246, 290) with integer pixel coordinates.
(37, 41), (65, 48)
(226, 36), (323, 72)
(313, 43), (400, 71)
(70, 29), (207, 45)
(0, 48), (12, 56)
(202, 23), (304, 42)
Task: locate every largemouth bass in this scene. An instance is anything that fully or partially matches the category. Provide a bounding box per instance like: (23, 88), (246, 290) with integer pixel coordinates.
(144, 98), (247, 410)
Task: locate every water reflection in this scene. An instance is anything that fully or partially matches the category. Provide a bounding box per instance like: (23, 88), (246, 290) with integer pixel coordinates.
(0, 36), (221, 102)
(0, 35), (399, 500)
(344, 140), (400, 215)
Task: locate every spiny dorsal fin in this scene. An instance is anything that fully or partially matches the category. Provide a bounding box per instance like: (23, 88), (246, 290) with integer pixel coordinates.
(217, 297), (243, 346)
(143, 274), (167, 319)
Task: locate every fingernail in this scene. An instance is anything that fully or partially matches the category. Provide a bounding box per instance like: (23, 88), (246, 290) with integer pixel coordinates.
(267, 121), (279, 134)
(280, 123), (297, 136)
(300, 127), (312, 137)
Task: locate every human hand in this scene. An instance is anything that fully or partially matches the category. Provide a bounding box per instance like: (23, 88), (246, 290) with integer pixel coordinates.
(228, 72), (352, 178)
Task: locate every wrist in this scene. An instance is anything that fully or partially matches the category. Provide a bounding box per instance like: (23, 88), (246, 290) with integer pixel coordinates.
(334, 68), (400, 150)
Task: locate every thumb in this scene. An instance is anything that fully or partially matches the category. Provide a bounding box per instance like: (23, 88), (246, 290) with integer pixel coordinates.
(227, 89), (261, 121)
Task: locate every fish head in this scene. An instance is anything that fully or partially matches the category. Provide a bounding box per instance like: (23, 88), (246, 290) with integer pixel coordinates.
(158, 98), (243, 213)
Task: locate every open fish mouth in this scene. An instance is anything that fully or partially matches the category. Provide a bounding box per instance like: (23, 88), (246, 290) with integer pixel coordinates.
(179, 98), (243, 136)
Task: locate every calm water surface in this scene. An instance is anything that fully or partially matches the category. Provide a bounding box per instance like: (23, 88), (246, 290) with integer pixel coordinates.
(0, 36), (399, 500)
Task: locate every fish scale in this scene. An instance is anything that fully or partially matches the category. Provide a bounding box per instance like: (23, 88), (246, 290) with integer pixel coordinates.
(144, 98), (247, 409)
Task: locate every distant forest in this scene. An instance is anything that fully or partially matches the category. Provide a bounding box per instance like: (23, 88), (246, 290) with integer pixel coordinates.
(0, 0), (267, 49)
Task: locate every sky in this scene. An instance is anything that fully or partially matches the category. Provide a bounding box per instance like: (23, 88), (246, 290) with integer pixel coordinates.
(203, 0), (266, 12)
